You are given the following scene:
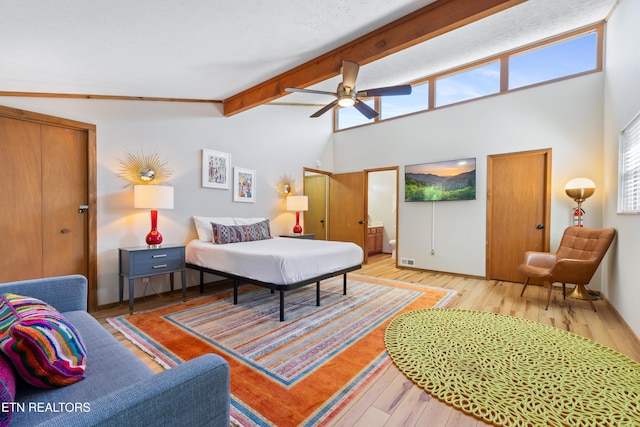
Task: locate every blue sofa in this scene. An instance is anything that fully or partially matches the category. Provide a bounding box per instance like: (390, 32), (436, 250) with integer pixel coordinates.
(0, 275), (230, 426)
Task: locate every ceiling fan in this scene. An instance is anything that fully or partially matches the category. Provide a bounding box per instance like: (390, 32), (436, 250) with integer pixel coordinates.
(285, 60), (412, 119)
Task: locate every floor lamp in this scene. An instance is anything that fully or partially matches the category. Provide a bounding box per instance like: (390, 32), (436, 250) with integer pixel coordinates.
(564, 177), (595, 300)
(564, 177), (595, 228)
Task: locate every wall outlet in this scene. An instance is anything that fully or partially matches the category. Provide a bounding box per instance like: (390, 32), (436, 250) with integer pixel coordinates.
(431, 249), (436, 255)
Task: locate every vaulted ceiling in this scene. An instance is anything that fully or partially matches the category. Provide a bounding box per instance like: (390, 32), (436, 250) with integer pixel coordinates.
(0, 0), (617, 116)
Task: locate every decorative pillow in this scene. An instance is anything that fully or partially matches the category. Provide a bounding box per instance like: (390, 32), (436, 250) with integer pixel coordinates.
(193, 216), (235, 241)
(0, 294), (87, 389)
(0, 353), (16, 427)
(212, 220), (272, 244)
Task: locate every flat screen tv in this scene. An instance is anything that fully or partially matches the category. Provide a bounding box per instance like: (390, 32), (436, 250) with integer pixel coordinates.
(405, 158), (476, 202)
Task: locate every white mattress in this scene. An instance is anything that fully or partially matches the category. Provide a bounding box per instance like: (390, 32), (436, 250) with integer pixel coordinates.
(186, 237), (364, 285)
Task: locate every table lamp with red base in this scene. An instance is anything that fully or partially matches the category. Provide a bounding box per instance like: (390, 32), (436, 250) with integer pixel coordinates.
(134, 185), (174, 247)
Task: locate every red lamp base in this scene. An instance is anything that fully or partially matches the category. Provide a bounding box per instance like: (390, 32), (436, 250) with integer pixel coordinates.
(146, 230), (163, 247)
(146, 209), (163, 247)
(292, 211), (302, 234)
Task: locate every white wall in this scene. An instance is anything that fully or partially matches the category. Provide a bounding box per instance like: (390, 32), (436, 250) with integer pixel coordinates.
(0, 97), (333, 305)
(334, 73), (605, 278)
(603, 0), (640, 337)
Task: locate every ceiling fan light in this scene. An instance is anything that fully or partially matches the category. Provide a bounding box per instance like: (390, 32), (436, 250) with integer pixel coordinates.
(338, 97), (355, 107)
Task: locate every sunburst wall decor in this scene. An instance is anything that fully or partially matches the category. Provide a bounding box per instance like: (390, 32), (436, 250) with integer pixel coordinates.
(277, 174), (296, 196)
(118, 150), (172, 186)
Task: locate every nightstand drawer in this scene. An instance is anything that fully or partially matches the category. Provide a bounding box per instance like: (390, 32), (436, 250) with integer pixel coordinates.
(120, 246), (185, 278)
(131, 256), (184, 277)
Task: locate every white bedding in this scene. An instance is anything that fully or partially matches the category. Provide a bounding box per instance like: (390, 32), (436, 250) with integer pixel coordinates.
(186, 237), (364, 285)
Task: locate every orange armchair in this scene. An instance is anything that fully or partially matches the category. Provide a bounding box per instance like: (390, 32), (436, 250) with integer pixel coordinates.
(518, 226), (616, 311)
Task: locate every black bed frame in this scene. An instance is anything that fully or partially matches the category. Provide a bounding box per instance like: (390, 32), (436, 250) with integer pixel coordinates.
(186, 263), (362, 321)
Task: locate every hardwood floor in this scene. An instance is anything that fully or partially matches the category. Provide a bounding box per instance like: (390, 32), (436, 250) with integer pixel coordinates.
(93, 254), (640, 426)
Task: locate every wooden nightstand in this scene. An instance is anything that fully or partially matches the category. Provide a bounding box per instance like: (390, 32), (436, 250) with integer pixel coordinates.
(279, 234), (315, 240)
(118, 244), (186, 314)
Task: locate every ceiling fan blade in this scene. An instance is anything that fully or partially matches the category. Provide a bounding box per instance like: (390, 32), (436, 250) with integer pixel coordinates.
(341, 60), (360, 91)
(310, 100), (339, 118)
(358, 84), (412, 97)
(285, 87), (337, 97)
(354, 99), (379, 119)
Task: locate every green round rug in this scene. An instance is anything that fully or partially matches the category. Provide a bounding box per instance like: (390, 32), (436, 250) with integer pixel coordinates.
(384, 308), (640, 426)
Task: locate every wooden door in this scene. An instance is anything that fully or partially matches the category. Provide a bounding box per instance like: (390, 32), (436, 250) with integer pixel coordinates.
(41, 125), (89, 278)
(0, 117), (44, 281)
(329, 172), (367, 258)
(304, 174), (328, 240)
(486, 149), (551, 283)
(0, 108), (94, 308)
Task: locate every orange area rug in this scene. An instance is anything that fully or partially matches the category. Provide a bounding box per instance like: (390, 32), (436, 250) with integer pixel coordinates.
(108, 274), (456, 426)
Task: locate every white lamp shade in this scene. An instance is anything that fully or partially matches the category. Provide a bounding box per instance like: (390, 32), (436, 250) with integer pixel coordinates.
(134, 185), (174, 209)
(564, 177), (596, 191)
(286, 195), (308, 211)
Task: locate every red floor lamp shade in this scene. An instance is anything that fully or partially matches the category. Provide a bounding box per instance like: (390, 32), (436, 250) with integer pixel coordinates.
(134, 185), (174, 247)
(286, 195), (308, 234)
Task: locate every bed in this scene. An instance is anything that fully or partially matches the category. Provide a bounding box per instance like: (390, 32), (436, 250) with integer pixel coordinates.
(186, 216), (364, 321)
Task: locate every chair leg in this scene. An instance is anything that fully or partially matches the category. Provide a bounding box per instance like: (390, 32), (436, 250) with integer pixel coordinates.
(520, 277), (530, 297)
(545, 281), (553, 310)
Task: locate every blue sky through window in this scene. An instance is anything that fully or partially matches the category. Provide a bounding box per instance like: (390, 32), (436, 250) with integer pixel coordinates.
(337, 99), (375, 128)
(381, 82), (429, 119)
(435, 61), (500, 107)
(336, 28), (599, 130)
(509, 32), (597, 89)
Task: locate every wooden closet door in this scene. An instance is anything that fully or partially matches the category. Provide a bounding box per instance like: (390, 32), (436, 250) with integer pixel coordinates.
(486, 149), (551, 283)
(41, 125), (88, 278)
(0, 117), (44, 281)
(0, 118), (88, 282)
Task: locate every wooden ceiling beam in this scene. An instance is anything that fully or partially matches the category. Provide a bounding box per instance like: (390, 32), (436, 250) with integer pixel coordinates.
(223, 0), (526, 117)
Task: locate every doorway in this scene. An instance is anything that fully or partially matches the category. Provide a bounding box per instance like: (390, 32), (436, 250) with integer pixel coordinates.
(328, 171), (367, 257)
(366, 168), (398, 260)
(0, 105), (98, 311)
(486, 149), (551, 283)
(313, 167), (398, 264)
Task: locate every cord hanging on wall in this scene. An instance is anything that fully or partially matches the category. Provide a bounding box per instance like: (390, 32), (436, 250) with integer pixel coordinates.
(431, 202), (436, 255)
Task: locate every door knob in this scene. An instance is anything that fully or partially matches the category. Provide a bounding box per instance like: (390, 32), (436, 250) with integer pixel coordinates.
(536, 224), (544, 229)
(358, 220), (364, 225)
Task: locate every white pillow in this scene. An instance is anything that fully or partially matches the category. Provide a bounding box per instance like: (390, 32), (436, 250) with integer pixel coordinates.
(193, 216), (235, 241)
(233, 217), (268, 225)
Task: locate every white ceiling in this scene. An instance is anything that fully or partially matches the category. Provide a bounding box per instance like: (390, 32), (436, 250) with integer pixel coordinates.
(0, 0), (618, 109)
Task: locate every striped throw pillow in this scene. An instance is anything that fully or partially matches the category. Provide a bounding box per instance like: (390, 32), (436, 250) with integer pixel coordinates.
(0, 293), (87, 388)
(212, 219), (272, 244)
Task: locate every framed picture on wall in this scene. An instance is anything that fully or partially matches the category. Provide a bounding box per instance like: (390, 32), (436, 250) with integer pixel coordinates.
(233, 167), (256, 203)
(405, 157), (476, 202)
(202, 149), (231, 189)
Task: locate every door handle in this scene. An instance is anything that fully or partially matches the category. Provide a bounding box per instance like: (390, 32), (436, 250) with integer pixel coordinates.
(536, 224), (544, 229)
(358, 220), (364, 225)
(78, 205), (89, 213)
